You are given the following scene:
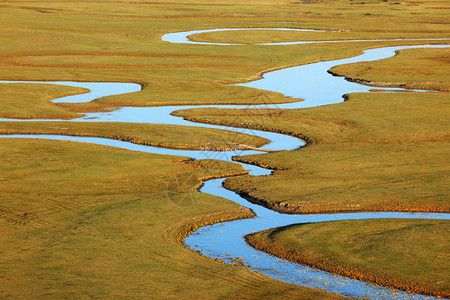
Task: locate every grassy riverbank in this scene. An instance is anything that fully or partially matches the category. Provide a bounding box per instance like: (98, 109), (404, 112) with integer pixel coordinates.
(1, 0), (449, 298)
(246, 219), (450, 298)
(1, 0), (449, 110)
(0, 121), (268, 151)
(175, 91), (450, 213)
(193, 29), (449, 45)
(175, 47), (450, 213)
(330, 47), (450, 91)
(0, 138), (346, 299)
(0, 83), (268, 150)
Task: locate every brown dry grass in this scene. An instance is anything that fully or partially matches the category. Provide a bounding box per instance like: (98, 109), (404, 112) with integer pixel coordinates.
(0, 138), (345, 299)
(246, 219), (450, 298)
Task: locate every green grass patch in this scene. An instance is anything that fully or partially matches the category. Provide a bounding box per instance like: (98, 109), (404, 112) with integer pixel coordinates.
(246, 219), (450, 298)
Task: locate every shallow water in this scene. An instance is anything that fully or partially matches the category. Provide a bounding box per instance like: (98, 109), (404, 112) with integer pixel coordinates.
(1, 30), (449, 299)
(161, 27), (450, 46)
(161, 28), (326, 45)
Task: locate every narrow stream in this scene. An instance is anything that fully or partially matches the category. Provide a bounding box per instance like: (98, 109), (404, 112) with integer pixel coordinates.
(1, 28), (449, 299)
(161, 27), (450, 46)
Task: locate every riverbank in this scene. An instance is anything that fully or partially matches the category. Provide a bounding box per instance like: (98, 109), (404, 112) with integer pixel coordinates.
(175, 92), (450, 214)
(1, 138), (345, 299)
(246, 219), (450, 298)
(174, 47), (450, 214)
(0, 121), (269, 151)
(2, 0), (449, 298)
(329, 47), (450, 92)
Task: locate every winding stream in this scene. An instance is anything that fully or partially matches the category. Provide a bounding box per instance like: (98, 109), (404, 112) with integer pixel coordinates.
(161, 27), (450, 46)
(1, 28), (449, 299)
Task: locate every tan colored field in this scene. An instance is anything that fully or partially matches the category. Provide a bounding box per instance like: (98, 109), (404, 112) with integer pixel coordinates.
(0, 83), (86, 119)
(175, 47), (450, 213)
(0, 83), (269, 150)
(1, 0), (448, 111)
(1, 0), (449, 298)
(0, 121), (268, 151)
(193, 29), (450, 45)
(0, 138), (346, 299)
(330, 48), (450, 91)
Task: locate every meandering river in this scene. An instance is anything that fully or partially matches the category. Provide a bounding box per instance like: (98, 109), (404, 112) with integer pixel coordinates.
(1, 28), (449, 299)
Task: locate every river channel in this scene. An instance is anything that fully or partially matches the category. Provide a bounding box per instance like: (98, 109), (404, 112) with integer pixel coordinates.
(1, 28), (449, 299)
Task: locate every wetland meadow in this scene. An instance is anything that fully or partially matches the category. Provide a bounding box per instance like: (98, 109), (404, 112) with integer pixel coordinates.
(0, 0), (449, 299)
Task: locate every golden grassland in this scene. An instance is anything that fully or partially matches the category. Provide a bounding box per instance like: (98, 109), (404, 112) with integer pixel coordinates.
(0, 121), (268, 151)
(175, 92), (450, 213)
(0, 83), (269, 150)
(1, 0), (449, 298)
(0, 0), (449, 110)
(193, 29), (450, 45)
(174, 47), (450, 214)
(0, 83), (86, 119)
(330, 48), (450, 91)
(0, 139), (346, 299)
(246, 219), (450, 298)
